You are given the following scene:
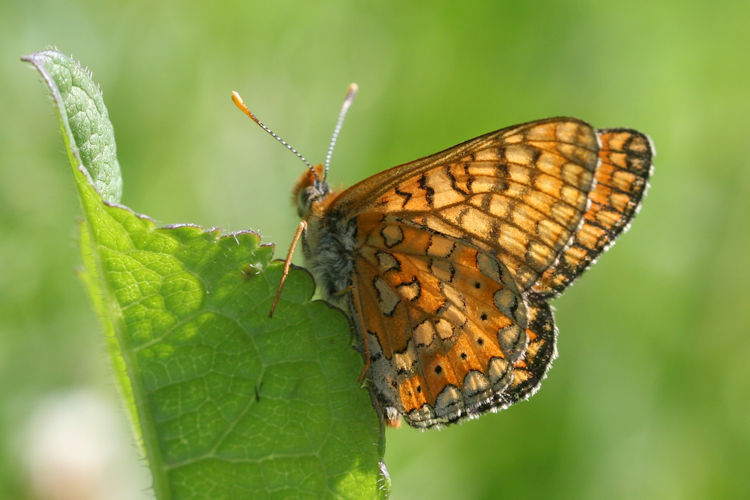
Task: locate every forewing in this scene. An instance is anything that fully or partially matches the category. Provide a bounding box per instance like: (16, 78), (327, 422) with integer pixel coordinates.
(333, 118), (600, 291)
(531, 128), (654, 297)
(353, 215), (535, 428)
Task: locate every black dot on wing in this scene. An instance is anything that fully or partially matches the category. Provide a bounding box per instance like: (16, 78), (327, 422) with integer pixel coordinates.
(435, 365), (443, 375)
(474, 281), (481, 289)
(416, 385), (422, 393)
(460, 352), (468, 360)
(480, 312), (488, 321)
(477, 337), (484, 346)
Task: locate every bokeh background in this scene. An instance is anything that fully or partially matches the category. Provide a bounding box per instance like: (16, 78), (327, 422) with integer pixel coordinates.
(2, 1), (749, 498)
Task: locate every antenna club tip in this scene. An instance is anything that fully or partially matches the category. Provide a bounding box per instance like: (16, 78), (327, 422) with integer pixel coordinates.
(342, 83), (358, 108)
(344, 83), (359, 103)
(231, 90), (260, 123)
(231, 90), (245, 107)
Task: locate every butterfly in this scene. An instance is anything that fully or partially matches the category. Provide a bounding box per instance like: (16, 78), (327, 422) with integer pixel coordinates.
(232, 85), (654, 429)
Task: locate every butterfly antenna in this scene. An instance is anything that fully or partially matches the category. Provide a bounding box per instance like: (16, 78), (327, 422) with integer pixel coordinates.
(231, 90), (317, 178)
(323, 83), (358, 182)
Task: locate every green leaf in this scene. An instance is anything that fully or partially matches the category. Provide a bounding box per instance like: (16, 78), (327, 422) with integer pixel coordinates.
(23, 49), (386, 499)
(22, 49), (122, 203)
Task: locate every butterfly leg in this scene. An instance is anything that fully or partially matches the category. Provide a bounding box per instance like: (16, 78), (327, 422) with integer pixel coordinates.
(330, 285), (371, 381)
(269, 219), (307, 317)
(349, 284), (372, 383)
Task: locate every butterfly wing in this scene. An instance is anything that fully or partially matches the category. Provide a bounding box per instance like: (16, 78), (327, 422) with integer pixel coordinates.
(352, 215), (533, 428)
(309, 118), (651, 428)
(332, 118), (601, 291)
(506, 296), (557, 404)
(530, 128), (654, 297)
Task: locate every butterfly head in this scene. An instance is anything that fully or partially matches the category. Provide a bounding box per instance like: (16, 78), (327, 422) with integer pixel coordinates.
(293, 164), (333, 218)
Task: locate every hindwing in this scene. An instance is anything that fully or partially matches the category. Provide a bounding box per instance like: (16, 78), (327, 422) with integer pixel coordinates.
(353, 215), (541, 428)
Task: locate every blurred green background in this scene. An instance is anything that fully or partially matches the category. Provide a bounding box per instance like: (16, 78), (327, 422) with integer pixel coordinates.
(2, 0), (749, 498)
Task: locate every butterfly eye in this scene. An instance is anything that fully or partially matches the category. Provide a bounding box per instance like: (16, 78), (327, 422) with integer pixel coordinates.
(296, 183), (330, 218)
(296, 187), (313, 218)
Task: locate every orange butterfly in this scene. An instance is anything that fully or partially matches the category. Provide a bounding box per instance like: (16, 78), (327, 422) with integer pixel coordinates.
(232, 85), (653, 429)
